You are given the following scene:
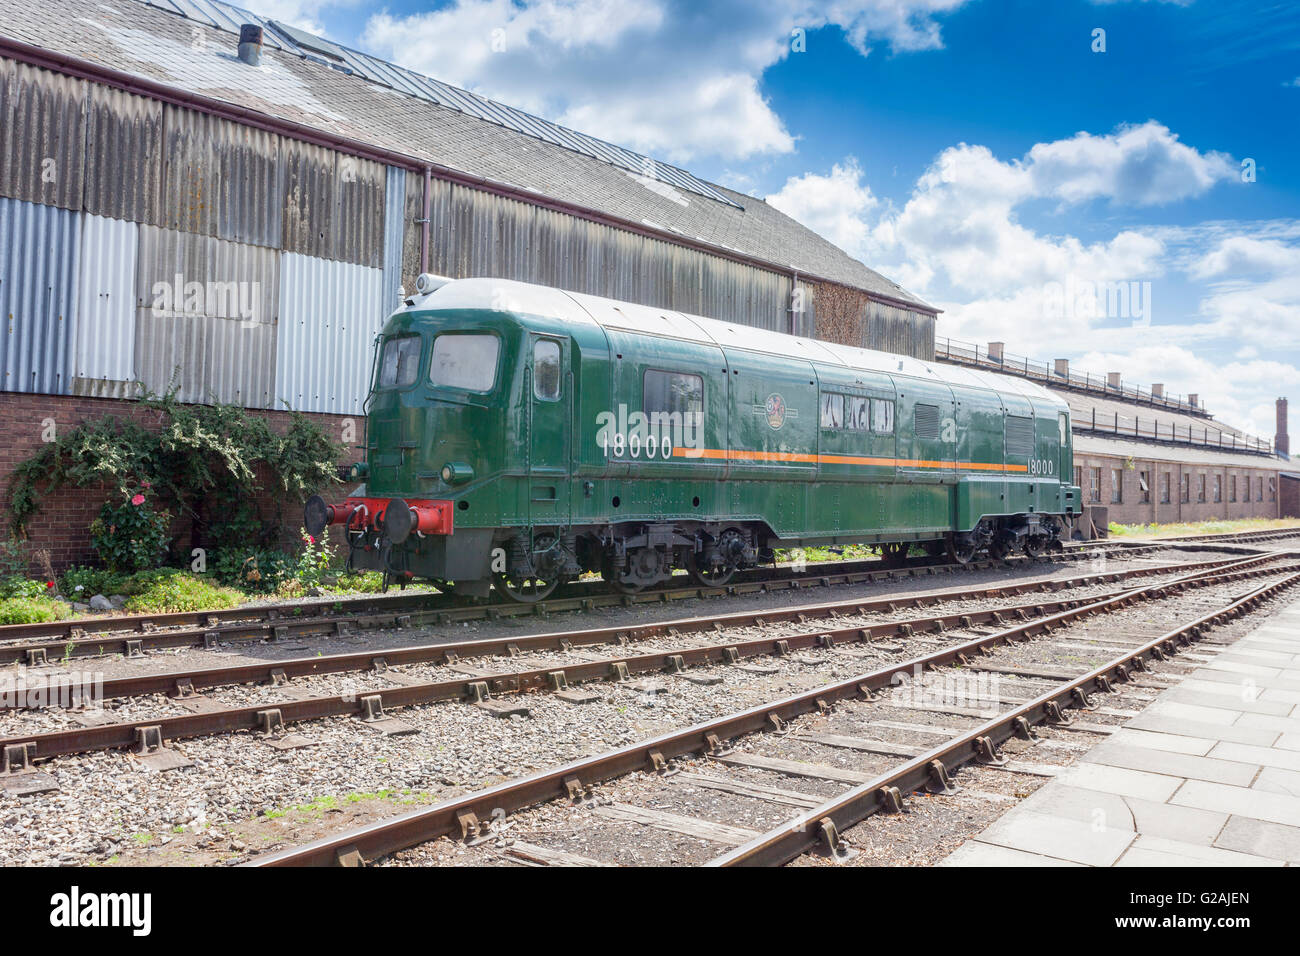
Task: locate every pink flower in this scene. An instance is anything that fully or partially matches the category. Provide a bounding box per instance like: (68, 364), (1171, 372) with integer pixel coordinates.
(131, 494), (146, 506)
(307, 535), (315, 545)
(142, 481), (152, 489)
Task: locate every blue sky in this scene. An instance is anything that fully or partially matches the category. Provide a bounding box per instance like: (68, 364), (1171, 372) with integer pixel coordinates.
(259, 0), (1298, 442)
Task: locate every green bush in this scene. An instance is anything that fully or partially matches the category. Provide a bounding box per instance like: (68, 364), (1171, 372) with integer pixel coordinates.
(60, 566), (129, 601)
(90, 484), (172, 573)
(119, 569), (242, 613)
(212, 547), (295, 594)
(0, 576), (51, 600)
(0, 596), (69, 625)
(334, 571), (386, 593)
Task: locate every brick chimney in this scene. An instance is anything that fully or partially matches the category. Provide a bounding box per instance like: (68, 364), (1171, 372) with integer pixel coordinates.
(1151, 383), (1164, 399)
(988, 342), (1004, 363)
(1278, 397), (1290, 456)
(1188, 393), (1199, 409)
(1107, 372), (1121, 390)
(1054, 359), (1069, 378)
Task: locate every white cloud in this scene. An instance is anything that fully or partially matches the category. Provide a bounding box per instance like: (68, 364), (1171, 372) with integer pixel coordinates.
(360, 0), (974, 162)
(763, 124), (1297, 439)
(253, 0), (364, 35)
(768, 160), (878, 254)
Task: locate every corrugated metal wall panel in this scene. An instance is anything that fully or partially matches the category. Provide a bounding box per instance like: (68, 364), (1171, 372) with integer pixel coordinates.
(275, 253), (384, 414)
(214, 119), (283, 249)
(0, 197), (80, 394)
(134, 225), (279, 404)
(73, 213), (137, 397)
(83, 84), (163, 225)
(401, 168), (424, 290)
(161, 105), (217, 236)
(281, 138), (336, 260)
(0, 63), (86, 211)
(336, 154), (384, 268)
(381, 166), (407, 313)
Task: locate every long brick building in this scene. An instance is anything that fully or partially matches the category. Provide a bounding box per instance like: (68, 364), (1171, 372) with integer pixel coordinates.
(936, 339), (1294, 532)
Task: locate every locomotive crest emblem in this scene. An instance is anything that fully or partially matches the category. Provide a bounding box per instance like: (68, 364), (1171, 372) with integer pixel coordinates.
(764, 393), (786, 430)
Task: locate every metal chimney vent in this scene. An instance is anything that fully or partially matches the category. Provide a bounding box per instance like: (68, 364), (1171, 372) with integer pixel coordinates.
(238, 24), (264, 66)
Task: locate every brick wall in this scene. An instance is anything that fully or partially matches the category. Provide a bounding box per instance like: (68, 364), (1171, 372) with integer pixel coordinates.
(0, 393), (357, 573)
(1073, 449), (1281, 526)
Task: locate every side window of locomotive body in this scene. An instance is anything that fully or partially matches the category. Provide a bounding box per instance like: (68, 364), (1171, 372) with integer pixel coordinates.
(377, 335), (422, 389)
(819, 392), (843, 429)
(845, 397), (869, 431)
(871, 399), (894, 434)
(1058, 413), (1069, 446)
(429, 333), (500, 392)
(533, 339), (562, 401)
(643, 369), (704, 418)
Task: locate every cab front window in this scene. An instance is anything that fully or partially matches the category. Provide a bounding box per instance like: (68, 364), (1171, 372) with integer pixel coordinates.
(430, 333), (500, 392)
(377, 335), (422, 388)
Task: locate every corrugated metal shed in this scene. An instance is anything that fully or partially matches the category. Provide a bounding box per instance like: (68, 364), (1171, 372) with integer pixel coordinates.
(275, 253), (383, 414)
(0, 62), (86, 211)
(0, 197), (81, 394)
(83, 84), (163, 225)
(381, 166), (406, 312)
(73, 213), (137, 396)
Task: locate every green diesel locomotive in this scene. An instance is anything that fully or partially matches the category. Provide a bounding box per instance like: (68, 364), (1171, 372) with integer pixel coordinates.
(305, 276), (1081, 601)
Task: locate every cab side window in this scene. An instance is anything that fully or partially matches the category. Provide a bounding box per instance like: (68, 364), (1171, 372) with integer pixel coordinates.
(871, 399), (894, 434)
(819, 393), (843, 428)
(377, 335), (421, 388)
(533, 339), (562, 401)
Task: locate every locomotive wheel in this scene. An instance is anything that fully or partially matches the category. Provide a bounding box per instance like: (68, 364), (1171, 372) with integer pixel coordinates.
(493, 571), (566, 603)
(880, 542), (909, 569)
(685, 550), (736, 588)
(987, 538), (1011, 563)
(946, 534), (979, 565)
(1023, 535), (1048, 560)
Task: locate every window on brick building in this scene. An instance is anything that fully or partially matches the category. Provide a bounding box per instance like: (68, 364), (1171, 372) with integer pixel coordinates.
(1258, 477), (1264, 502)
(1139, 471), (1150, 503)
(1270, 478), (1276, 502)
(1213, 475), (1222, 503)
(1074, 466), (1083, 490)
(1089, 467), (1102, 503)
(1181, 474), (1190, 503)
(1197, 474), (1207, 503)
(1111, 468), (1123, 504)
(1230, 475), (1237, 502)
(1160, 472), (1171, 504)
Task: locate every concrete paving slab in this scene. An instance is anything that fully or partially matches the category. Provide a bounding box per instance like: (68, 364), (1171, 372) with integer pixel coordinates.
(1082, 741), (1259, 787)
(1141, 700), (1240, 725)
(1153, 686), (1293, 716)
(939, 841), (1084, 867)
(1213, 816), (1300, 863)
(1250, 765), (1300, 796)
(1276, 733), (1300, 752)
(1116, 835), (1282, 867)
(1050, 763), (1183, 802)
(1170, 778), (1300, 828)
(1126, 713), (1278, 746)
(1110, 727), (1214, 756)
(1208, 740), (1300, 772)
(1186, 668), (1300, 693)
(1233, 712), (1300, 735)
(1015, 781), (1227, 846)
(976, 809), (1134, 867)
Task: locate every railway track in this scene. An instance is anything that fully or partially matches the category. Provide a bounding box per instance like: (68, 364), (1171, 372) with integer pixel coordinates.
(0, 529), (1277, 664)
(0, 551), (1267, 718)
(240, 557), (1298, 867)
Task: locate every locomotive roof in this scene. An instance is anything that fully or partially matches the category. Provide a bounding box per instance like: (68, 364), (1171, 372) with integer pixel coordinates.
(410, 278), (1062, 407)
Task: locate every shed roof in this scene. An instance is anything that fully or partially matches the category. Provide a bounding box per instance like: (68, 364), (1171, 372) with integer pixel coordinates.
(0, 0), (935, 311)
(1074, 434), (1283, 471)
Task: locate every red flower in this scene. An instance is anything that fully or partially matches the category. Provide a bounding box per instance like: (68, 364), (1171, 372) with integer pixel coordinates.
(131, 494), (146, 506)
(307, 535), (315, 545)
(45, 581), (54, 589)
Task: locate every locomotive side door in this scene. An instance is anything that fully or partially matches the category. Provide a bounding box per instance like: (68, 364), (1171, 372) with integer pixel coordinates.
(526, 333), (572, 528)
